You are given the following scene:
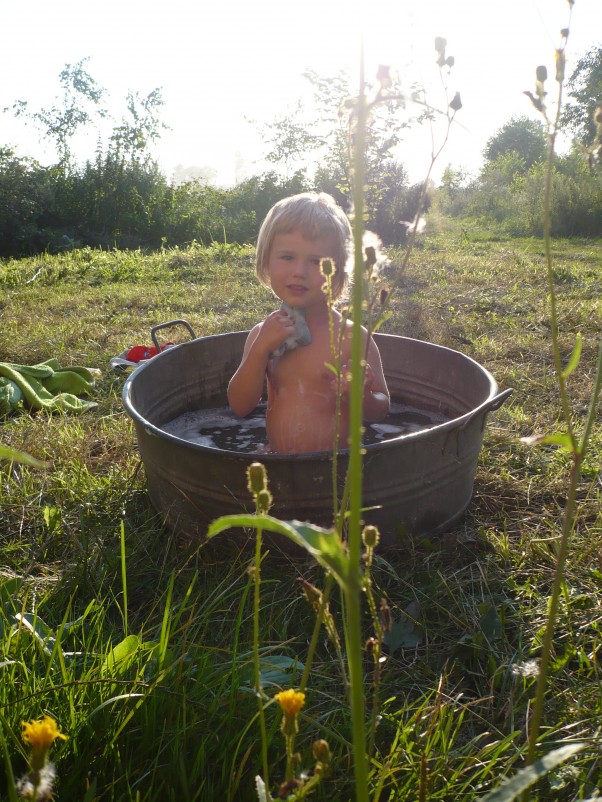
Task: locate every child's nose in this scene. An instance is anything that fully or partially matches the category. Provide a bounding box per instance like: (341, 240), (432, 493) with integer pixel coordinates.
(292, 259), (309, 276)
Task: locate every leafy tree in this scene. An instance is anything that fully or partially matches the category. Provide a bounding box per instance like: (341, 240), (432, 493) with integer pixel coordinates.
(304, 67), (413, 219)
(1, 59), (173, 254)
(562, 46), (602, 144)
(471, 151), (527, 223)
(483, 116), (547, 171)
(109, 89), (168, 162)
(11, 58), (107, 170)
(370, 160), (412, 244)
(0, 148), (54, 256)
(500, 158), (602, 237)
(67, 151), (169, 248)
(262, 103), (322, 178)
(259, 69), (412, 226)
(229, 171), (311, 241)
(437, 164), (472, 217)
(9, 59), (167, 173)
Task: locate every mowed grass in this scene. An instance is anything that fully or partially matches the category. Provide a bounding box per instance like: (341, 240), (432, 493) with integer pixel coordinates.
(1, 228), (601, 801)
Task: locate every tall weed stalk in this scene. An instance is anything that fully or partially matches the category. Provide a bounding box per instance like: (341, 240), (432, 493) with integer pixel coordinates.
(209, 45), (462, 801)
(479, 7), (602, 801)
(522, 10), (602, 772)
(340, 47), (371, 802)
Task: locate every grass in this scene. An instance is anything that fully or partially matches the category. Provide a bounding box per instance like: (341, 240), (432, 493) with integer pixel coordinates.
(1, 227), (601, 800)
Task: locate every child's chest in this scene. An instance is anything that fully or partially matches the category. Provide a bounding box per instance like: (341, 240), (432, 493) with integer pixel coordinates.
(268, 329), (348, 391)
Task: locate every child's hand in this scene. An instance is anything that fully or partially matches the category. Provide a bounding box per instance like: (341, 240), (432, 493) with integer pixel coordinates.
(257, 309), (296, 355)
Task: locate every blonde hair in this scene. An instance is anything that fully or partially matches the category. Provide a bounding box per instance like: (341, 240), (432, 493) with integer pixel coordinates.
(255, 192), (352, 300)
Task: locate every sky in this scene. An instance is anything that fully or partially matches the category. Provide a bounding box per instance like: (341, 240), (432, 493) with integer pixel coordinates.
(1, 0), (601, 186)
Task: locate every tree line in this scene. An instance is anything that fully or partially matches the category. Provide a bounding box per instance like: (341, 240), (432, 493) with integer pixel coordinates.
(1, 49), (601, 258)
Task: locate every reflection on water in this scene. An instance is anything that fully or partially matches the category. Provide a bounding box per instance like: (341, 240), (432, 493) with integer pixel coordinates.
(161, 403), (449, 453)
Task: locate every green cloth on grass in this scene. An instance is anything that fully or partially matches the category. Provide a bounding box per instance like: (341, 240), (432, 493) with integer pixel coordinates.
(0, 358), (99, 415)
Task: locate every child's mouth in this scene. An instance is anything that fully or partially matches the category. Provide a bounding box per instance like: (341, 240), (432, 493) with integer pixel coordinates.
(287, 284), (307, 295)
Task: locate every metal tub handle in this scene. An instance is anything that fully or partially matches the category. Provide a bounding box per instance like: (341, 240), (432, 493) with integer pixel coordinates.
(151, 319), (197, 352)
(443, 388), (514, 460)
(459, 387), (514, 433)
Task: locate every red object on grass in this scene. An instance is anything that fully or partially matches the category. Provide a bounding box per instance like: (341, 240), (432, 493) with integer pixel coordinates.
(124, 343), (174, 363)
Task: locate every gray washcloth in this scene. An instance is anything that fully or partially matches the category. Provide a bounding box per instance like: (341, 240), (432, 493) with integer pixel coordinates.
(270, 303), (312, 358)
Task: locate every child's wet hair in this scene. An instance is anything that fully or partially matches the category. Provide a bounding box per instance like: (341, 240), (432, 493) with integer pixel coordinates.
(256, 192), (352, 300)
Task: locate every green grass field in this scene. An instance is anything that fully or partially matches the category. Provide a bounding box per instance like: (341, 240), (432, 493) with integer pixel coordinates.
(1, 226), (601, 801)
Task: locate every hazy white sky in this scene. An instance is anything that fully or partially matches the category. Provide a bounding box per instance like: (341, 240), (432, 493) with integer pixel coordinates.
(2, 0), (601, 185)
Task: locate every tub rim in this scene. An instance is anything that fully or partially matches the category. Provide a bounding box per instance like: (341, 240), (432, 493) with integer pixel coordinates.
(122, 331), (505, 460)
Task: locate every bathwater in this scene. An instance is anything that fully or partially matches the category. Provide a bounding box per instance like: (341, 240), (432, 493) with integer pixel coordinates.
(162, 403), (449, 453)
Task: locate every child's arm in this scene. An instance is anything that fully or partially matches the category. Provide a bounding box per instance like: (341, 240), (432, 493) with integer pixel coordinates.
(334, 334), (390, 422)
(362, 336), (390, 422)
(227, 311), (296, 417)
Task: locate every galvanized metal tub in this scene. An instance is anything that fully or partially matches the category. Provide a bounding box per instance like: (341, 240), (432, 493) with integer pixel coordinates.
(123, 330), (511, 547)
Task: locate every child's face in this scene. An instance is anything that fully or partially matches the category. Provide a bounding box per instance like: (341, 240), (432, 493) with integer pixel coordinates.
(266, 229), (337, 311)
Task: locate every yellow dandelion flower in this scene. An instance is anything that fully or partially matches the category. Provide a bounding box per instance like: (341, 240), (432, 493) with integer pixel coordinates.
(21, 716), (67, 773)
(274, 689), (305, 717)
(21, 716), (68, 751)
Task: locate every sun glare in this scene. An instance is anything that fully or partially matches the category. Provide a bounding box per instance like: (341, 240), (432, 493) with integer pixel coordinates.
(0, 0), (600, 184)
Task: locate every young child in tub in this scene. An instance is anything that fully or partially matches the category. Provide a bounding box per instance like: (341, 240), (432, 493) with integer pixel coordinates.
(227, 192), (390, 454)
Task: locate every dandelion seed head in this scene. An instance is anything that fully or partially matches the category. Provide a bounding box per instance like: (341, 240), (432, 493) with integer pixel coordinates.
(362, 231), (389, 276)
(17, 763), (56, 800)
(510, 659), (540, 678)
(400, 217), (427, 235)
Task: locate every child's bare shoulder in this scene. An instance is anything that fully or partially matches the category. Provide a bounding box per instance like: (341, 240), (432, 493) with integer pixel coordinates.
(242, 320), (265, 353)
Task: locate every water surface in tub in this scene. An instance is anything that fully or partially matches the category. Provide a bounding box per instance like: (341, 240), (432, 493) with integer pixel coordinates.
(161, 403), (449, 453)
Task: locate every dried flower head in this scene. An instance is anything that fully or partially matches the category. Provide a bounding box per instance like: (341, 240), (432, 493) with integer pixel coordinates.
(379, 597), (393, 633)
(320, 257), (335, 278)
(364, 246), (377, 273)
(256, 488), (273, 513)
(449, 92), (462, 112)
(435, 37), (447, 66)
(555, 49), (566, 83)
(297, 577), (322, 607)
(312, 739), (332, 765)
(365, 636), (377, 653)
(278, 779), (302, 798)
(376, 64), (393, 90)
(247, 462), (268, 496)
(362, 524), (380, 549)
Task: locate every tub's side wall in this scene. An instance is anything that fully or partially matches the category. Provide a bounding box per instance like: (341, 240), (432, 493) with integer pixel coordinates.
(375, 333), (494, 416)
(129, 331), (249, 426)
(126, 332), (499, 547)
